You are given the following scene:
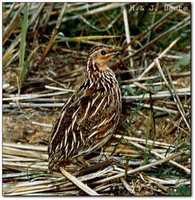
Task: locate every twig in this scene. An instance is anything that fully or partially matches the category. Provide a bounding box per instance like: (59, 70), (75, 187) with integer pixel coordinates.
(38, 3), (67, 65)
(146, 175), (189, 186)
(3, 2), (16, 22)
(3, 3), (25, 44)
(122, 9), (174, 51)
(121, 71), (190, 84)
(114, 134), (175, 148)
(3, 162), (48, 172)
(165, 66), (191, 130)
(79, 13), (121, 32)
(122, 87), (190, 102)
(120, 177), (135, 194)
(3, 143), (47, 151)
(32, 121), (52, 128)
(93, 152), (183, 184)
(3, 91), (72, 101)
(138, 37), (180, 79)
(123, 80), (178, 89)
(123, 37), (181, 92)
(45, 85), (74, 92)
(3, 103), (64, 109)
(125, 16), (190, 60)
(155, 58), (191, 131)
(48, 2), (130, 25)
(128, 140), (190, 174)
(29, 3), (45, 26)
(135, 102), (178, 114)
(146, 3), (159, 43)
(122, 4), (133, 68)
(60, 167), (99, 196)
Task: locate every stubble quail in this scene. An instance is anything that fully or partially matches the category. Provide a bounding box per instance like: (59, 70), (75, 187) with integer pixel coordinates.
(48, 45), (122, 172)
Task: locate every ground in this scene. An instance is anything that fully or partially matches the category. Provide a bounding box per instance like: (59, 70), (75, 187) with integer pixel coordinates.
(3, 51), (190, 146)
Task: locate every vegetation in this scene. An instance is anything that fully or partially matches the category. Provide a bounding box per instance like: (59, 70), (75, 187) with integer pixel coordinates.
(3, 2), (191, 196)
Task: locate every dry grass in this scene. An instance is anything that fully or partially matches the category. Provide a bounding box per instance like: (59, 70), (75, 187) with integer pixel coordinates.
(3, 2), (191, 196)
(3, 137), (190, 196)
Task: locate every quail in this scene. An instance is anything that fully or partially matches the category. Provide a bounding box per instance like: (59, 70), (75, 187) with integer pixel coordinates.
(48, 45), (122, 172)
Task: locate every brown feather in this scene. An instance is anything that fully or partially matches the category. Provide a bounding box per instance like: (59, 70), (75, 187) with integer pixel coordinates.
(48, 45), (122, 172)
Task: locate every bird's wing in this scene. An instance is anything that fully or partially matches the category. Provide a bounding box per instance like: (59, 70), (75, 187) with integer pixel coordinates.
(48, 83), (120, 170)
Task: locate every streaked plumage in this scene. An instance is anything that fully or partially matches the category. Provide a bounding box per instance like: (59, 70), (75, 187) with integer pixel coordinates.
(48, 45), (122, 172)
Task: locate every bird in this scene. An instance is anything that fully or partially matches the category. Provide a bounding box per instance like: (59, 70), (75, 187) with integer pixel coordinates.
(48, 45), (122, 172)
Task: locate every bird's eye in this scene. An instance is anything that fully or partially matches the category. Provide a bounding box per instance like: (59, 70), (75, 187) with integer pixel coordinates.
(101, 50), (107, 55)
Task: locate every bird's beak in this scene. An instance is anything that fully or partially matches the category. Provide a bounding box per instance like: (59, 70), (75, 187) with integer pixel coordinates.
(111, 47), (122, 55)
(115, 51), (122, 56)
(106, 48), (122, 58)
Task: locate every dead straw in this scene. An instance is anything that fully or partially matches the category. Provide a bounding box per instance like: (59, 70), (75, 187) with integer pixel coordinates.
(60, 167), (99, 196)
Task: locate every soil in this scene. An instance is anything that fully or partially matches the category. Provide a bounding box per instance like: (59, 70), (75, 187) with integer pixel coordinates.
(3, 51), (84, 145)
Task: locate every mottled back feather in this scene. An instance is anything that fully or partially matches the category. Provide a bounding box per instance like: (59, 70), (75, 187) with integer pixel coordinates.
(48, 45), (121, 172)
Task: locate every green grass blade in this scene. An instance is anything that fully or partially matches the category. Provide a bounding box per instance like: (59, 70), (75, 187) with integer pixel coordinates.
(18, 3), (29, 94)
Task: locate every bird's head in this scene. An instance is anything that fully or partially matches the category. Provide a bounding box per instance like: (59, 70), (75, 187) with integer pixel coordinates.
(88, 45), (121, 71)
